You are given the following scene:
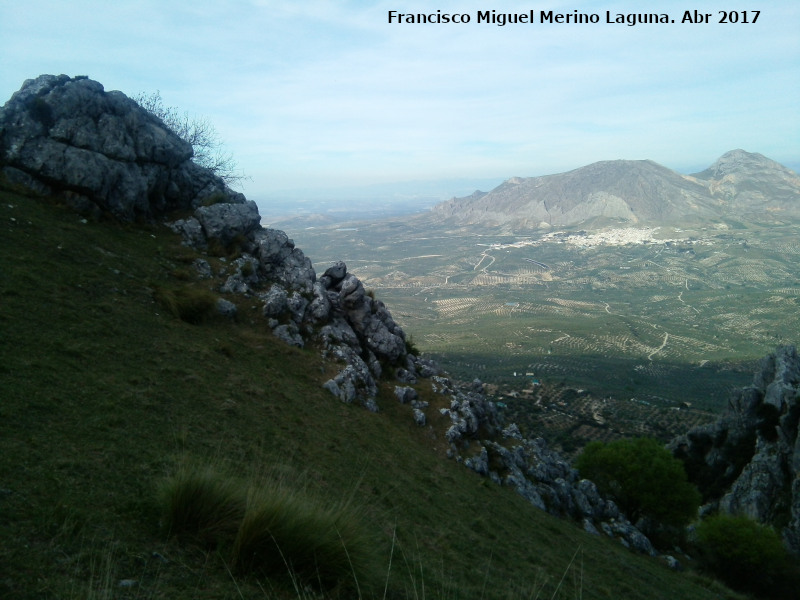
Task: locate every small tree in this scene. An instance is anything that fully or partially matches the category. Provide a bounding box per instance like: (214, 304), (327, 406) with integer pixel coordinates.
(133, 91), (246, 188)
(576, 437), (700, 529)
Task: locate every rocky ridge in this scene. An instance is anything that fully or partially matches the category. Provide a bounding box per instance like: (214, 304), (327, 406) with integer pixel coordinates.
(669, 344), (800, 554)
(0, 74), (662, 556)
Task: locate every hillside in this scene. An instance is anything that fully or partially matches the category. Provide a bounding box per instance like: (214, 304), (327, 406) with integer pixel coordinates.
(0, 191), (744, 600)
(425, 150), (800, 230)
(0, 75), (747, 599)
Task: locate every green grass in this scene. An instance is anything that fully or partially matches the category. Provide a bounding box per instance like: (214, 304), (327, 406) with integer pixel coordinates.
(231, 481), (376, 593)
(158, 463), (245, 548)
(0, 190), (746, 599)
(153, 285), (220, 324)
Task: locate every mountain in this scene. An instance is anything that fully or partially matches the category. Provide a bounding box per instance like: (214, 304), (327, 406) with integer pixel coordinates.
(691, 149), (800, 220)
(425, 150), (800, 230)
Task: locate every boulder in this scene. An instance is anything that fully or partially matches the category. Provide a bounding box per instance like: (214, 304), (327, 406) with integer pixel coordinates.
(194, 201), (261, 246)
(0, 74), (243, 220)
(394, 386), (418, 404)
(251, 228), (315, 293)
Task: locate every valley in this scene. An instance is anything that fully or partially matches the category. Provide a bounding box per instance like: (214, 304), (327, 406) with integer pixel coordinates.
(275, 217), (800, 448)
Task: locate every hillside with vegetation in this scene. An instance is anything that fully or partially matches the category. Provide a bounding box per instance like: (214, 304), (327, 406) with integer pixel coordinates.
(0, 74), (789, 599)
(0, 189), (749, 599)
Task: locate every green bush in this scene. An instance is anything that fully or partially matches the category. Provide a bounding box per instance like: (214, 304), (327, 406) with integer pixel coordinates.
(576, 437), (700, 529)
(695, 514), (797, 598)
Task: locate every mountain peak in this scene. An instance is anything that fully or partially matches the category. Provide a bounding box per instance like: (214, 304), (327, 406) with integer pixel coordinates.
(426, 151), (800, 230)
(692, 149), (789, 180)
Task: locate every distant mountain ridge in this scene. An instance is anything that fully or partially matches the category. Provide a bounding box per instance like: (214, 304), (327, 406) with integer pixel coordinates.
(426, 150), (800, 229)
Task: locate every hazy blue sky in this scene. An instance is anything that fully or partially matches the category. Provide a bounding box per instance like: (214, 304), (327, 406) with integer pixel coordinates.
(1, 1), (798, 203)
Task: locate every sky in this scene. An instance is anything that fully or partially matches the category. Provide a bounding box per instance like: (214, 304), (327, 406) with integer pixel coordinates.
(1, 1), (798, 207)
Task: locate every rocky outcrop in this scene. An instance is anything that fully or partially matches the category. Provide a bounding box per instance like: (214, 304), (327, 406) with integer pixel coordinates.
(0, 74), (244, 220)
(431, 375), (656, 555)
(669, 345), (800, 553)
(0, 75), (412, 410)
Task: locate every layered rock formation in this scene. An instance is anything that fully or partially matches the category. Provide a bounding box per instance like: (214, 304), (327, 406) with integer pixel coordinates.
(669, 345), (800, 553)
(0, 74), (244, 220)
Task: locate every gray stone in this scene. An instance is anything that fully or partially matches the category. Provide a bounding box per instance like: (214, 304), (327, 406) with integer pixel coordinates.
(394, 386), (418, 404)
(502, 423), (523, 440)
(252, 228), (315, 293)
(308, 281), (332, 321)
(582, 518), (600, 535)
(168, 217), (206, 248)
(287, 291), (308, 324)
(412, 408), (426, 426)
(465, 446), (489, 476)
(220, 273), (250, 295)
(261, 284), (288, 317)
(272, 323), (303, 348)
(323, 379), (340, 398)
(195, 201), (261, 247)
(216, 298), (237, 318)
(0, 75), (243, 221)
(193, 258), (212, 279)
(323, 261), (347, 284)
(395, 368), (417, 384)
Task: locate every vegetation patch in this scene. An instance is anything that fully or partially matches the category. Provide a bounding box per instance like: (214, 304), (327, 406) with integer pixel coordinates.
(232, 483), (377, 592)
(0, 190), (749, 599)
(154, 285), (218, 324)
(695, 514), (799, 598)
(159, 464), (377, 593)
(576, 437), (701, 537)
(158, 463), (245, 548)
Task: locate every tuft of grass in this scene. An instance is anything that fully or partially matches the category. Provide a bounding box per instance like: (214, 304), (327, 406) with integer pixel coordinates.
(158, 464), (245, 548)
(231, 482), (377, 593)
(154, 285), (218, 324)
(159, 463), (378, 594)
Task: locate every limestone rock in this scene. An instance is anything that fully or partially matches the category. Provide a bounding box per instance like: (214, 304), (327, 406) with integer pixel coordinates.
(168, 217), (206, 249)
(272, 322), (303, 348)
(670, 345), (800, 554)
(0, 75), (243, 220)
(394, 386), (418, 404)
(194, 201), (261, 247)
(216, 298), (237, 319)
(251, 228), (315, 293)
(261, 284), (288, 317)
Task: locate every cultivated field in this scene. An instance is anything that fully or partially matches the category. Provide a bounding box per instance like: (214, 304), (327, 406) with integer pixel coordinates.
(280, 219), (800, 416)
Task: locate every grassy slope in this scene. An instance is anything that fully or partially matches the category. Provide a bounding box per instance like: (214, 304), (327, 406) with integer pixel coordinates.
(0, 190), (741, 599)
